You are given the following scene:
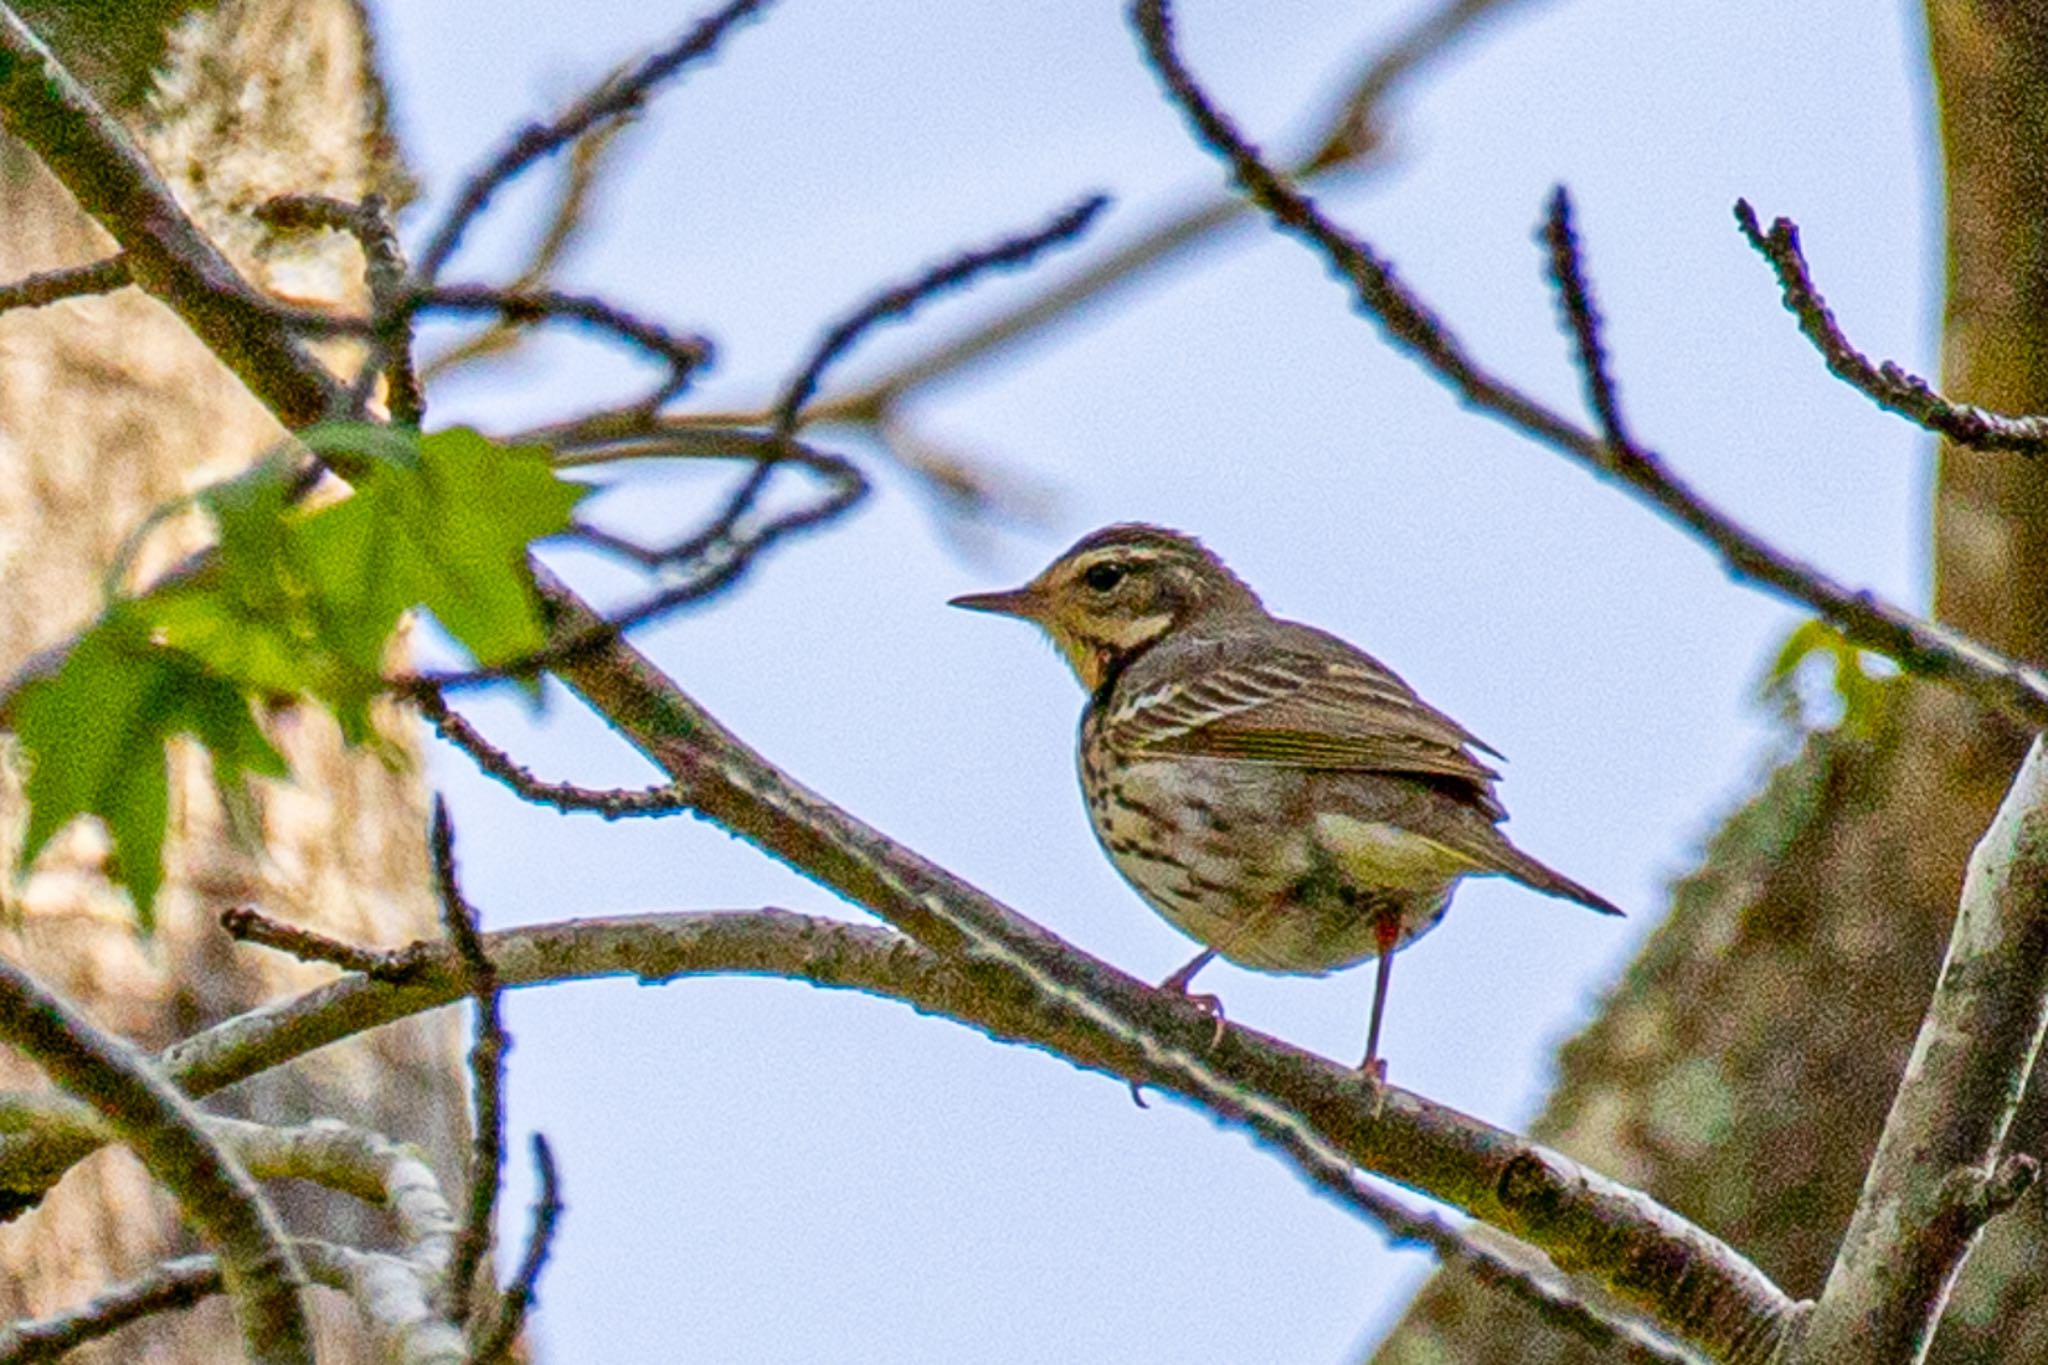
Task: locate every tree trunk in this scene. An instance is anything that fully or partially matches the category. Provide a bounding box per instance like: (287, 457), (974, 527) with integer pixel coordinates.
(0, 4), (463, 1360)
(1371, 3), (2048, 1361)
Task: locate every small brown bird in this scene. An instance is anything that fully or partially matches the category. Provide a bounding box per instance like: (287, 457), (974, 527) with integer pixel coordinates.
(951, 523), (1620, 1083)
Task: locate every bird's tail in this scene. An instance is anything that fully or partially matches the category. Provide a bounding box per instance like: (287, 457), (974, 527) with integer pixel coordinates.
(1492, 845), (1625, 917)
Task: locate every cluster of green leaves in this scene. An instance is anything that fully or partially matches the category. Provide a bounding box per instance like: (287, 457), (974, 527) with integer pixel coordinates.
(9, 426), (587, 926)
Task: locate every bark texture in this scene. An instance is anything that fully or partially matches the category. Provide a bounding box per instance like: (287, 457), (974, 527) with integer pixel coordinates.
(1370, 3), (2048, 1361)
(0, 4), (462, 1361)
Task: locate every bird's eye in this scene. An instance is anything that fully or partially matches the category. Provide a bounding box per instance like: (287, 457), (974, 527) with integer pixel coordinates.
(1082, 562), (1127, 593)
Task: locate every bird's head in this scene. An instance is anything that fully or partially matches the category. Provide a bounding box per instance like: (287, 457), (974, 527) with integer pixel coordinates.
(950, 523), (1263, 690)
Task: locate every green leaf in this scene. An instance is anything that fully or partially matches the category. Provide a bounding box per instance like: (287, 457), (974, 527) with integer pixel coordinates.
(386, 427), (587, 664)
(14, 617), (284, 930)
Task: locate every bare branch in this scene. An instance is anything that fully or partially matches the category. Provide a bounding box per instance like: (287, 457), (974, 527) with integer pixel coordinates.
(221, 905), (432, 983)
(470, 1134), (562, 1364)
(421, 284), (712, 410)
(0, 5), (343, 426)
(431, 801), (509, 1330)
(0, 255), (130, 313)
(423, 113), (634, 379)
(1127, 0), (2048, 731)
(417, 691), (686, 817)
(1794, 738), (2048, 1364)
(0, 1255), (220, 1364)
(413, 0), (773, 284)
(1542, 187), (1633, 449)
(0, 958), (311, 1365)
(773, 193), (1110, 432)
(257, 193), (423, 425)
(1735, 199), (2048, 454)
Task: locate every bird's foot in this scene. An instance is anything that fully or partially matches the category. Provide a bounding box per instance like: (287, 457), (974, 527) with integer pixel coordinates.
(1183, 992), (1228, 1050)
(1360, 1056), (1389, 1120)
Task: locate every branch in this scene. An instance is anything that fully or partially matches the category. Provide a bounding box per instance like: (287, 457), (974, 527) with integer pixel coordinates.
(469, 1134), (561, 1364)
(412, 0), (773, 284)
(431, 802), (508, 1330)
(1735, 200), (2048, 454)
(772, 193), (1110, 432)
(0, 909), (1791, 1359)
(221, 904), (432, 982)
(215, 1117), (465, 1362)
(0, 1255), (220, 1364)
(0, 255), (130, 313)
(1128, 0), (2048, 731)
(416, 690), (686, 817)
(0, 7), (342, 426)
(1793, 738), (2048, 1364)
(0, 959), (311, 1365)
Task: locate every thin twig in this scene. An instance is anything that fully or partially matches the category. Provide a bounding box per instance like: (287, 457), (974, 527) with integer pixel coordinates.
(0, 1254), (220, 1364)
(257, 192), (424, 426)
(0, 255), (130, 313)
(471, 1134), (562, 1364)
(413, 0), (772, 284)
(0, 958), (310, 1365)
(1129, 0), (2048, 731)
(1793, 738), (2048, 1364)
(432, 800), (509, 1330)
(773, 193), (1110, 433)
(424, 113), (635, 379)
(415, 691), (687, 817)
(1542, 187), (1632, 449)
(422, 283), (712, 409)
(1735, 200), (2048, 454)
(220, 905), (430, 983)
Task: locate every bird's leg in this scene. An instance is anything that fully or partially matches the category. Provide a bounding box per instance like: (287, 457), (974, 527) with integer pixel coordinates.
(1360, 913), (1403, 1100)
(1159, 948), (1225, 1047)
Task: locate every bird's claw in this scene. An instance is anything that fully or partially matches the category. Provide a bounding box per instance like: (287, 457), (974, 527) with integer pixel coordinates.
(1360, 1056), (1389, 1119)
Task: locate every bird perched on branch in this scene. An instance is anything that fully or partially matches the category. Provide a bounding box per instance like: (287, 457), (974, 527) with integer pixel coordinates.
(951, 523), (1620, 1087)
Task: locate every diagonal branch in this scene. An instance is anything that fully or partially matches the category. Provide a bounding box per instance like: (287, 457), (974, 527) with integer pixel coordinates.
(1128, 0), (2048, 731)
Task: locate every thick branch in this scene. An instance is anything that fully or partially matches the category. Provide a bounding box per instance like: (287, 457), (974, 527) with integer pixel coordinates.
(1794, 739), (2048, 1364)
(0, 960), (310, 1365)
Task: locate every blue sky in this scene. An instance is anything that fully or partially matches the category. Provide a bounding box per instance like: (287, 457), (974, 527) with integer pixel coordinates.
(372, 1), (1929, 1358)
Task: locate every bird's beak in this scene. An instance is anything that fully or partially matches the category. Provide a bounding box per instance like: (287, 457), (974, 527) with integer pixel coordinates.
(948, 585), (1042, 620)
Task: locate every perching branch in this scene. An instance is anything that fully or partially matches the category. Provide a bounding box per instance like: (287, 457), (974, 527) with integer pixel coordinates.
(0, 907), (1791, 1360)
(0, 959), (311, 1365)
(1128, 0), (2048, 731)
(1792, 738), (2048, 1365)
(1735, 200), (2048, 454)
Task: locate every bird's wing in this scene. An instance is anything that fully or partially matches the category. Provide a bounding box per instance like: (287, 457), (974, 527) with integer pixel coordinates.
(1105, 634), (1504, 797)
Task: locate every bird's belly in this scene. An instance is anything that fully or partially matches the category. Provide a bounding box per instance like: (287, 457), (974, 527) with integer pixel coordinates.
(1082, 754), (1455, 976)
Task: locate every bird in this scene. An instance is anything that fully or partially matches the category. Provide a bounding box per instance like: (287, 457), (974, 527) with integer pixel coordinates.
(949, 522), (1621, 1086)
